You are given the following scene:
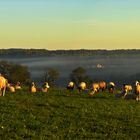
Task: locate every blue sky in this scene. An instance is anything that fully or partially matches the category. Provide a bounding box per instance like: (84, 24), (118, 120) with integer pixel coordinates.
(0, 0), (140, 49)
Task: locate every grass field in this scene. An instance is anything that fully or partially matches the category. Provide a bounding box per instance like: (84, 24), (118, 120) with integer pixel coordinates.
(0, 89), (140, 140)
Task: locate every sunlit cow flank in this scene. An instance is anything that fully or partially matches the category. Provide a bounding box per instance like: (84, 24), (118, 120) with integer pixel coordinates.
(0, 75), (7, 96)
(66, 82), (74, 91)
(99, 81), (107, 91)
(15, 82), (21, 90)
(78, 82), (86, 92)
(30, 82), (37, 93)
(108, 82), (115, 93)
(135, 81), (140, 101)
(89, 83), (100, 96)
(42, 82), (50, 93)
(122, 84), (132, 98)
(7, 83), (16, 93)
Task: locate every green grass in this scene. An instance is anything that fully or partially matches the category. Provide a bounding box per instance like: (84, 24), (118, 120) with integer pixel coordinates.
(0, 89), (140, 140)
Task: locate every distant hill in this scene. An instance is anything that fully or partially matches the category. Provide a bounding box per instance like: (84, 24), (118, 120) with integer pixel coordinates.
(0, 48), (140, 57)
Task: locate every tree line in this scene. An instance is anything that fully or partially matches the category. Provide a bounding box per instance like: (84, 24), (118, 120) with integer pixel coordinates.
(0, 61), (95, 86)
(0, 60), (140, 87)
(0, 49), (140, 57)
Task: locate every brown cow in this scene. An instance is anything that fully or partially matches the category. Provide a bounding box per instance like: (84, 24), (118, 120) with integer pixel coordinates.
(99, 81), (107, 91)
(42, 82), (50, 93)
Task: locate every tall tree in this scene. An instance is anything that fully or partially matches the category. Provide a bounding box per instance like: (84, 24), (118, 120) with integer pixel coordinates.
(70, 67), (92, 87)
(44, 68), (60, 86)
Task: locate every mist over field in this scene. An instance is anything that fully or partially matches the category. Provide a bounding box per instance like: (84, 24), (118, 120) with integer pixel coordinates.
(0, 56), (140, 87)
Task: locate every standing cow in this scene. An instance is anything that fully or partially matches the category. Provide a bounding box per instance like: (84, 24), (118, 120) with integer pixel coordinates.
(66, 82), (75, 91)
(89, 83), (100, 96)
(0, 74), (7, 96)
(78, 82), (86, 92)
(108, 82), (115, 93)
(30, 82), (37, 93)
(135, 81), (140, 101)
(122, 84), (132, 98)
(99, 81), (107, 92)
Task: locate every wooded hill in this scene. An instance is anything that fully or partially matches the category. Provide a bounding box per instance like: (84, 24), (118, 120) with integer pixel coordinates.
(0, 49), (140, 57)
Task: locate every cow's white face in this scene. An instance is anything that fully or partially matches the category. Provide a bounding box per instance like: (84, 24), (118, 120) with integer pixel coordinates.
(135, 81), (139, 86)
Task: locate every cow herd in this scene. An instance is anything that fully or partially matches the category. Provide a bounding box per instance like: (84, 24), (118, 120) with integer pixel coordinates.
(67, 81), (140, 101)
(0, 74), (140, 101)
(0, 74), (50, 96)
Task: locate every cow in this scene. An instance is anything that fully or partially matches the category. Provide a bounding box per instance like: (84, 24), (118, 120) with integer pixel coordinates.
(122, 84), (132, 98)
(15, 82), (21, 90)
(78, 82), (86, 92)
(135, 81), (140, 101)
(89, 83), (100, 96)
(30, 82), (37, 93)
(66, 82), (75, 91)
(99, 81), (107, 92)
(0, 74), (7, 96)
(42, 82), (50, 93)
(108, 82), (115, 93)
(7, 83), (15, 93)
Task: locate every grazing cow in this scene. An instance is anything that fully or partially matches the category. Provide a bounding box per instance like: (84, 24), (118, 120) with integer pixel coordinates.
(78, 82), (86, 92)
(0, 75), (7, 96)
(135, 81), (140, 101)
(42, 82), (50, 92)
(108, 82), (115, 93)
(89, 83), (100, 96)
(99, 81), (107, 91)
(122, 84), (132, 98)
(7, 83), (15, 93)
(66, 82), (74, 91)
(15, 82), (21, 90)
(30, 82), (37, 93)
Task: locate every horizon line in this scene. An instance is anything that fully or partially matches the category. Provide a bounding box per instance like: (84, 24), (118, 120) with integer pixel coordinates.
(0, 48), (140, 51)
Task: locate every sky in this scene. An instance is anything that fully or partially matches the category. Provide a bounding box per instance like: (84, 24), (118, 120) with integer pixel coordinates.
(0, 0), (140, 50)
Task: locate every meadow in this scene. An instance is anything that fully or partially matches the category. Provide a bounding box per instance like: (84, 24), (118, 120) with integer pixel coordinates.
(0, 89), (140, 140)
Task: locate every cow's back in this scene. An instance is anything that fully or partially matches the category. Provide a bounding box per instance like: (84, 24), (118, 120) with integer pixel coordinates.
(92, 83), (99, 90)
(136, 85), (140, 94)
(0, 76), (6, 89)
(99, 81), (107, 89)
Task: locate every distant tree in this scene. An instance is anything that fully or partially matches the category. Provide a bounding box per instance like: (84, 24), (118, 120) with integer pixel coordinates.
(0, 61), (10, 78)
(9, 64), (31, 84)
(70, 67), (92, 87)
(43, 68), (60, 86)
(0, 61), (31, 84)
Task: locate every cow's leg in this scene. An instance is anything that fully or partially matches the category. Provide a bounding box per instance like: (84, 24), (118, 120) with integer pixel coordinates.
(123, 92), (127, 99)
(136, 95), (139, 101)
(138, 93), (140, 101)
(136, 94), (139, 101)
(0, 90), (2, 96)
(2, 88), (6, 96)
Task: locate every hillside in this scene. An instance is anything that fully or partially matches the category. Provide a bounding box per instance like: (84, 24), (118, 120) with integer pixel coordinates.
(0, 89), (140, 139)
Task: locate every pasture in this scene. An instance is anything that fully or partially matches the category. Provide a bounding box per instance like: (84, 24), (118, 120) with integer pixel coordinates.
(0, 89), (140, 139)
